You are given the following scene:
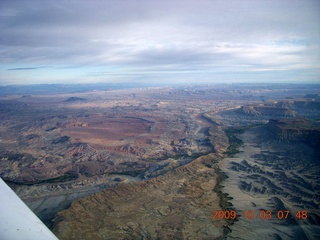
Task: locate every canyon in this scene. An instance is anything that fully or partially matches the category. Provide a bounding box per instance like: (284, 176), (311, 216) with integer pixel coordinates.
(0, 84), (319, 239)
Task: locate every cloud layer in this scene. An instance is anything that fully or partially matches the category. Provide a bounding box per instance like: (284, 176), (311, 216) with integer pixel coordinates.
(0, 0), (319, 85)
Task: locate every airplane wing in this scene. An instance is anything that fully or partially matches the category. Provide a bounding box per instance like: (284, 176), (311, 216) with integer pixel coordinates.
(0, 178), (59, 240)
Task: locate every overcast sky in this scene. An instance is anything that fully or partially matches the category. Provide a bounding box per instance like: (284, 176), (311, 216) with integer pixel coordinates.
(0, 0), (319, 85)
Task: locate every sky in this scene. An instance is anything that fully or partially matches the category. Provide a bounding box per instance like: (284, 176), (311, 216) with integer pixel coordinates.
(0, 0), (319, 86)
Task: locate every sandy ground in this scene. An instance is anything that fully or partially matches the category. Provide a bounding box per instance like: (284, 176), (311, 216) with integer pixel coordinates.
(219, 128), (319, 240)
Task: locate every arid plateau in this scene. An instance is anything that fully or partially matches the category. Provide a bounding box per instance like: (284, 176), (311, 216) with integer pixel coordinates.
(0, 84), (319, 239)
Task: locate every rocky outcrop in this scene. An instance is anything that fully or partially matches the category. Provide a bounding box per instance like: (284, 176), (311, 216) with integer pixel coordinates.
(267, 119), (320, 148)
(241, 105), (297, 117)
(52, 154), (227, 240)
(63, 97), (86, 102)
(240, 99), (320, 119)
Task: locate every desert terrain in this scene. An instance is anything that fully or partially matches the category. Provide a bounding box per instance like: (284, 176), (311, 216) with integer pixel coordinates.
(0, 83), (319, 239)
(215, 100), (320, 239)
(219, 121), (320, 239)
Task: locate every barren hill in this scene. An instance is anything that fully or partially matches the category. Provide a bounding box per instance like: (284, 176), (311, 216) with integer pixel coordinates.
(267, 118), (320, 147)
(52, 153), (229, 240)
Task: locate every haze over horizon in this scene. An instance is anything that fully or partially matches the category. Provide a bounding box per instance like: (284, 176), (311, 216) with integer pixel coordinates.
(0, 0), (319, 86)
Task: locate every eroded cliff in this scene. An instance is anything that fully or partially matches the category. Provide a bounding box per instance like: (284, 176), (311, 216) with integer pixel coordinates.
(52, 153), (228, 240)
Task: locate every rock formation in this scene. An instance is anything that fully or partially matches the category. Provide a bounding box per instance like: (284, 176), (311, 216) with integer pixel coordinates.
(52, 154), (228, 240)
(267, 118), (320, 148)
(51, 115), (230, 239)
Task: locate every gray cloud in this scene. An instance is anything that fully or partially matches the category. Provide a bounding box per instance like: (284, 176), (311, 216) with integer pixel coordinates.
(8, 66), (49, 71)
(0, 0), (319, 85)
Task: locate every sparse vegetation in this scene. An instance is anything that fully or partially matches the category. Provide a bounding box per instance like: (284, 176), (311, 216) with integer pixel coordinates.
(39, 171), (79, 183)
(224, 128), (244, 156)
